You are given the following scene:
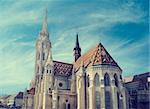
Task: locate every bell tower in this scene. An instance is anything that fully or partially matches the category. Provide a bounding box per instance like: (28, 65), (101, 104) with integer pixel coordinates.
(73, 33), (81, 62)
(34, 9), (51, 85)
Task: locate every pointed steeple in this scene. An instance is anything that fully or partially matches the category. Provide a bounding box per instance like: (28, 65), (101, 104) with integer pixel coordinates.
(76, 33), (80, 47)
(41, 8), (49, 36)
(74, 33), (81, 62)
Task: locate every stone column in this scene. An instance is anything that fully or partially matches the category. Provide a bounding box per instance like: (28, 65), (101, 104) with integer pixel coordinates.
(52, 89), (58, 109)
(89, 79), (95, 109)
(77, 87), (81, 109)
(111, 85), (118, 109)
(101, 85), (105, 109)
(122, 89), (127, 109)
(34, 84), (40, 109)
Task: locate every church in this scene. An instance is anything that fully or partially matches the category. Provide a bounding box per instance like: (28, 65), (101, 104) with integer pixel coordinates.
(22, 10), (127, 109)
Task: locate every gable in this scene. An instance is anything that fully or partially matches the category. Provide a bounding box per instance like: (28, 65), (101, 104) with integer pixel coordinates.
(74, 43), (121, 70)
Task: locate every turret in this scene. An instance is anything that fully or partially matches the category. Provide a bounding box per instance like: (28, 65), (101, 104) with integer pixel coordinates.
(73, 33), (81, 62)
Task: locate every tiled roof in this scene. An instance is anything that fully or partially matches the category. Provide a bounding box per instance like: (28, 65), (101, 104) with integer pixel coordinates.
(74, 43), (121, 70)
(27, 88), (35, 95)
(133, 72), (150, 84)
(53, 61), (73, 76)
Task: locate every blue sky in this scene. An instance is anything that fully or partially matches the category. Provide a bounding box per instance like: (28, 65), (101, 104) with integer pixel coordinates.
(0, 0), (149, 94)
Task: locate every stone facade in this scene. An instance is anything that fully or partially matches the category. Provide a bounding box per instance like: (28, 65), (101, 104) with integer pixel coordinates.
(22, 10), (127, 109)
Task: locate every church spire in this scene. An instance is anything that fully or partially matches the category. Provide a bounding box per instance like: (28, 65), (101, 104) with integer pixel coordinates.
(74, 33), (81, 62)
(76, 33), (80, 47)
(41, 8), (49, 35)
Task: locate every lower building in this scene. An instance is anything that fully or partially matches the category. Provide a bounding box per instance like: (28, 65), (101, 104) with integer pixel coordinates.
(14, 92), (24, 108)
(124, 72), (150, 109)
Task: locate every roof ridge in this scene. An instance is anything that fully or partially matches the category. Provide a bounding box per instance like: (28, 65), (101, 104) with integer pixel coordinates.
(53, 60), (73, 65)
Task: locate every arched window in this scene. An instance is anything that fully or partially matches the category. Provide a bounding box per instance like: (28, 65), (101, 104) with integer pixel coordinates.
(64, 100), (70, 109)
(114, 74), (118, 87)
(87, 75), (90, 87)
(117, 92), (120, 109)
(68, 104), (70, 109)
(42, 67), (44, 74)
(120, 75), (122, 80)
(104, 73), (110, 86)
(94, 73), (100, 86)
(105, 91), (111, 109)
(43, 53), (45, 60)
(96, 91), (100, 109)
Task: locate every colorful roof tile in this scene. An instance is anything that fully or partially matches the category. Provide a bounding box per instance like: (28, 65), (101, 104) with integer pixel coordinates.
(53, 61), (73, 76)
(74, 43), (121, 70)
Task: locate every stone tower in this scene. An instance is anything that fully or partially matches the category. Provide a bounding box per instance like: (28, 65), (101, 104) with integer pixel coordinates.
(73, 33), (81, 62)
(34, 9), (52, 109)
(34, 9), (51, 86)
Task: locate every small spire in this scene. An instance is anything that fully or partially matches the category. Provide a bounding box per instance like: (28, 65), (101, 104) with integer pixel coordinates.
(76, 33), (80, 47)
(41, 8), (48, 34)
(74, 33), (81, 62)
(45, 50), (53, 66)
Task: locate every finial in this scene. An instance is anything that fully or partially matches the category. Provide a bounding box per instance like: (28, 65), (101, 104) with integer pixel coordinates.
(41, 8), (48, 34)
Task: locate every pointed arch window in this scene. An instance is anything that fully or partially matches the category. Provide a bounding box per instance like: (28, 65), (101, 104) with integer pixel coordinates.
(43, 53), (45, 60)
(120, 75), (122, 80)
(42, 67), (44, 74)
(64, 100), (70, 109)
(94, 73), (100, 86)
(96, 91), (100, 109)
(105, 91), (111, 109)
(117, 92), (120, 109)
(87, 75), (90, 87)
(104, 73), (110, 86)
(114, 74), (118, 87)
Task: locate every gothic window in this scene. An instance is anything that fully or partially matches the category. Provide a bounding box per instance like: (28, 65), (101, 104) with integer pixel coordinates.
(64, 100), (70, 109)
(47, 70), (48, 73)
(95, 91), (100, 109)
(114, 74), (119, 87)
(87, 75), (90, 87)
(68, 104), (70, 109)
(105, 91), (111, 109)
(42, 67), (44, 74)
(117, 92), (120, 109)
(94, 73), (100, 87)
(104, 73), (110, 86)
(120, 75), (122, 80)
